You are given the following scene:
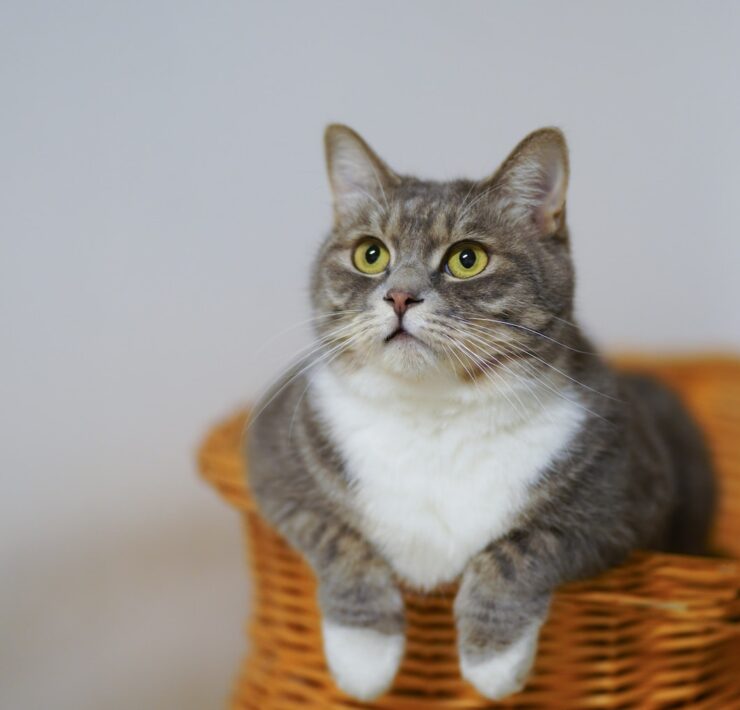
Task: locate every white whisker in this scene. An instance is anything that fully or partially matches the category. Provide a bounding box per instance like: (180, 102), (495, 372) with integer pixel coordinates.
(455, 179), (481, 224)
(433, 327), (526, 420)
(441, 321), (550, 418)
(251, 310), (364, 358)
(454, 182), (503, 226)
(461, 314), (596, 355)
(288, 329), (370, 438)
(458, 319), (620, 402)
(248, 321), (372, 431)
(434, 316), (609, 423)
(367, 162), (390, 213)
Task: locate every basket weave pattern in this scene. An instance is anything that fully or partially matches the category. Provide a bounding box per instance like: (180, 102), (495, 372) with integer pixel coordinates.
(199, 358), (740, 708)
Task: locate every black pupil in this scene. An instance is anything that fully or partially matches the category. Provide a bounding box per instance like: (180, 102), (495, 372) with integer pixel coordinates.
(365, 244), (380, 264)
(459, 249), (476, 269)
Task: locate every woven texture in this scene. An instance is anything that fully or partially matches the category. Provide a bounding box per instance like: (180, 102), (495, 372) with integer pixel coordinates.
(199, 357), (740, 708)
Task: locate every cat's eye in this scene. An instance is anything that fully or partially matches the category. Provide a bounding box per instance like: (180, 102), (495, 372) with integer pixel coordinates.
(443, 242), (489, 279)
(353, 237), (390, 275)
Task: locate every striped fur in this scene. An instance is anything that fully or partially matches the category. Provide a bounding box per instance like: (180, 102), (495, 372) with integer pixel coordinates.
(245, 125), (715, 701)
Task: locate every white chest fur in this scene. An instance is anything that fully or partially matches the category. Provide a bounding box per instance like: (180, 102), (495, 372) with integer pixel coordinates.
(311, 366), (585, 590)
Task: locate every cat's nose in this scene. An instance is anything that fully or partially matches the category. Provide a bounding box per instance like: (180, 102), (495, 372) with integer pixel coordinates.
(384, 289), (424, 317)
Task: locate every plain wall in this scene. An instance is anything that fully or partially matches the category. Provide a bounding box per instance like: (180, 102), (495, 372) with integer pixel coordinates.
(2, 2), (739, 708)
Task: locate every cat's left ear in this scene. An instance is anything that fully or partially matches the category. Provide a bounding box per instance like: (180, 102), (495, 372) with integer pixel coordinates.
(485, 128), (569, 236)
(324, 124), (400, 220)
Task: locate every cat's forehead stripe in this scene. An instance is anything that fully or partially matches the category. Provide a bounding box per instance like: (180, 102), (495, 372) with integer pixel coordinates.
(379, 192), (466, 252)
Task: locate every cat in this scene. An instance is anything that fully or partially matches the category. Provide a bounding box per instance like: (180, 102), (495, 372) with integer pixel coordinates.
(245, 124), (715, 701)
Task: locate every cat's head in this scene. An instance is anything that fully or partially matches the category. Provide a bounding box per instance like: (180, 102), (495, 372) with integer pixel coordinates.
(310, 124), (576, 382)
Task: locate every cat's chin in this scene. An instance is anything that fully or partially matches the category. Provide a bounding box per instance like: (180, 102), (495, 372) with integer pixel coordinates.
(377, 336), (440, 378)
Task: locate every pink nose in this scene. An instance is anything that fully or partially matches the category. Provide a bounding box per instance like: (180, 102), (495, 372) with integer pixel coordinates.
(384, 289), (424, 317)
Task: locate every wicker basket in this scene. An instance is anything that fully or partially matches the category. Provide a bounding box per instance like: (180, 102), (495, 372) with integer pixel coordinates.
(198, 357), (740, 709)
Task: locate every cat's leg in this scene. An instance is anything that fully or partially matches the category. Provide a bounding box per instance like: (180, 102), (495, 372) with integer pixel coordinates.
(281, 509), (406, 701)
(247, 400), (406, 700)
(454, 533), (554, 700)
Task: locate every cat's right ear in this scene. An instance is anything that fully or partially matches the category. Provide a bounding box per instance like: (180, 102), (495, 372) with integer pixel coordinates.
(324, 125), (399, 220)
(484, 128), (570, 237)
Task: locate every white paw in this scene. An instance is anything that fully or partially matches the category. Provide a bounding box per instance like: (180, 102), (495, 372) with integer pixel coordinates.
(460, 623), (540, 700)
(321, 621), (405, 700)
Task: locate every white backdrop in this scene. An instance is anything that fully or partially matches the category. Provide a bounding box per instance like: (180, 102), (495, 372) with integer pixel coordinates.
(2, 2), (739, 709)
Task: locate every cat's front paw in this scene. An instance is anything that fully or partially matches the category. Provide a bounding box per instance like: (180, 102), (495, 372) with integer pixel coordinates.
(459, 623), (539, 700)
(321, 621), (405, 700)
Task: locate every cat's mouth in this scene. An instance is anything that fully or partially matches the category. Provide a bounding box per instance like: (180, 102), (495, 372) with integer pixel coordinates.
(384, 326), (414, 343)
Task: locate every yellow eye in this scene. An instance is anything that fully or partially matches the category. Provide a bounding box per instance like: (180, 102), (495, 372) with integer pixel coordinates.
(353, 238), (390, 275)
(444, 242), (489, 279)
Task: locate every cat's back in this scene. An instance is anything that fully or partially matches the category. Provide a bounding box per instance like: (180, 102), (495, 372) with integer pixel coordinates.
(618, 372), (715, 553)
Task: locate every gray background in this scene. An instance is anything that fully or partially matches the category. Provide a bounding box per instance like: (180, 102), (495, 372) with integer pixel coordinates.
(2, 2), (739, 709)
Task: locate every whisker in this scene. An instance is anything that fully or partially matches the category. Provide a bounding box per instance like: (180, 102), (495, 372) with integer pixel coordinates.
(484, 343), (611, 423)
(440, 325), (544, 418)
(550, 313), (581, 329)
(251, 310), (364, 358)
(436, 317), (610, 423)
(498, 338), (622, 403)
(262, 318), (369, 370)
(441, 321), (551, 418)
(434, 327), (526, 419)
(458, 319), (621, 402)
(455, 178), (481, 224)
(367, 162), (390, 213)
(459, 314), (597, 356)
(287, 329), (369, 438)
(496, 345), (611, 423)
(455, 182), (503, 226)
(438, 334), (482, 388)
(248, 322), (372, 430)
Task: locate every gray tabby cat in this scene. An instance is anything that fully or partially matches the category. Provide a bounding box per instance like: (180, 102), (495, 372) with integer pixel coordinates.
(245, 125), (714, 701)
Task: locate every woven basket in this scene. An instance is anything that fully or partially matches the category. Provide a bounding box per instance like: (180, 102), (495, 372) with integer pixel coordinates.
(198, 357), (740, 709)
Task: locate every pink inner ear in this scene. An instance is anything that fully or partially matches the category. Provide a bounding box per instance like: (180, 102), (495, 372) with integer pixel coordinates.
(534, 156), (567, 234)
(489, 133), (569, 235)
